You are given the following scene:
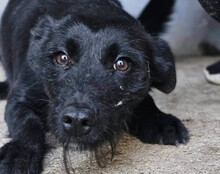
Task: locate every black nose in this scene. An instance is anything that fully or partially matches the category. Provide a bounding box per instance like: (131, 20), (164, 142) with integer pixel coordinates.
(62, 111), (94, 137)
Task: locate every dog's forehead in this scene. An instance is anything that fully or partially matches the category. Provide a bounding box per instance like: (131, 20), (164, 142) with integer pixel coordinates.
(66, 23), (128, 48)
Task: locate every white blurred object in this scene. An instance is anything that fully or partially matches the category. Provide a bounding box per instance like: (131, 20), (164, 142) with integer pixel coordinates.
(0, 0), (8, 19)
(204, 69), (220, 85)
(162, 0), (220, 56)
(118, 0), (150, 18)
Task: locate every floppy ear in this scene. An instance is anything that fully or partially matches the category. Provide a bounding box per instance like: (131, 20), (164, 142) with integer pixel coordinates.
(150, 38), (176, 93)
(30, 16), (54, 40)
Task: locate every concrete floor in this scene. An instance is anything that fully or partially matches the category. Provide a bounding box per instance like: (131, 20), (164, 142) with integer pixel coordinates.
(0, 57), (220, 174)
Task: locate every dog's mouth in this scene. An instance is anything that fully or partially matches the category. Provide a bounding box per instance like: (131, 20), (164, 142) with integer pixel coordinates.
(59, 118), (125, 152)
(61, 126), (119, 151)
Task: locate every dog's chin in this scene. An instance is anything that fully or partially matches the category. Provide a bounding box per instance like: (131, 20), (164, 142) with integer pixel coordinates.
(59, 130), (117, 151)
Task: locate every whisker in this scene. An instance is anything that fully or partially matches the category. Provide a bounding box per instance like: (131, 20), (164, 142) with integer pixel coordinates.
(36, 98), (50, 102)
(123, 120), (129, 132)
(63, 144), (76, 174)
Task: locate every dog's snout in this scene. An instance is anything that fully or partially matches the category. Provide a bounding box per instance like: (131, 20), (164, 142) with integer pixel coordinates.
(62, 109), (94, 137)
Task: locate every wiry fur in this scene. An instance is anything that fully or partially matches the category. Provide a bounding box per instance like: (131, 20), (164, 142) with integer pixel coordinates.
(0, 0), (188, 173)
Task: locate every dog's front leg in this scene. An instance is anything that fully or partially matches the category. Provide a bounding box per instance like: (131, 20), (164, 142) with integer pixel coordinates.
(0, 89), (47, 174)
(128, 95), (189, 145)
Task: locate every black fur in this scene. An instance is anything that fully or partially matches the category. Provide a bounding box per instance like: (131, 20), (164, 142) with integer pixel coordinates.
(0, 0), (188, 173)
(0, 81), (9, 99)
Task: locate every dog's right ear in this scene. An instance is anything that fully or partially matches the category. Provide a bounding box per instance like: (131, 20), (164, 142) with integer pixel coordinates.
(30, 16), (54, 40)
(149, 38), (176, 93)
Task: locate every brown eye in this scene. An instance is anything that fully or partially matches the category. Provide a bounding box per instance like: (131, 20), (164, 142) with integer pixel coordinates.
(113, 59), (129, 71)
(56, 53), (69, 65)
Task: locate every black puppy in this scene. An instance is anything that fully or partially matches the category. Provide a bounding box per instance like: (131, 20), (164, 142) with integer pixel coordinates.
(0, 0), (188, 173)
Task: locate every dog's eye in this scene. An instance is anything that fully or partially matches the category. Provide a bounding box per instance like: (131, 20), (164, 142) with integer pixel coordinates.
(56, 53), (69, 66)
(113, 58), (129, 71)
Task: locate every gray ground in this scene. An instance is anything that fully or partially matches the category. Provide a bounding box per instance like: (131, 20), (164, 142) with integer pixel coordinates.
(0, 57), (219, 174)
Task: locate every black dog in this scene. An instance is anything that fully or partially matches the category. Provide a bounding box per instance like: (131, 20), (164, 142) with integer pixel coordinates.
(0, 0), (189, 173)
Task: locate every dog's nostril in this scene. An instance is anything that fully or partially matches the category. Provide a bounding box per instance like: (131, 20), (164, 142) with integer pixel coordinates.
(81, 119), (89, 126)
(62, 109), (95, 137)
(62, 116), (72, 124)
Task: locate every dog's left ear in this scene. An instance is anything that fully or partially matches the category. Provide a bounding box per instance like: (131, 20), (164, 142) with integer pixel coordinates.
(149, 38), (176, 93)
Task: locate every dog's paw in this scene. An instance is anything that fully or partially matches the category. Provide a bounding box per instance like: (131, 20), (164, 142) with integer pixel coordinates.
(0, 141), (45, 174)
(138, 114), (189, 145)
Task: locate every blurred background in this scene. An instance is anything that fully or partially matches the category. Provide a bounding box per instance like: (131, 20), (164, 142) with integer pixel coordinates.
(1, 0), (220, 57)
(120, 0), (220, 57)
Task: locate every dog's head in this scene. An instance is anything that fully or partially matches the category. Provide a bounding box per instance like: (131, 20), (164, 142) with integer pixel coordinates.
(27, 1), (175, 150)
